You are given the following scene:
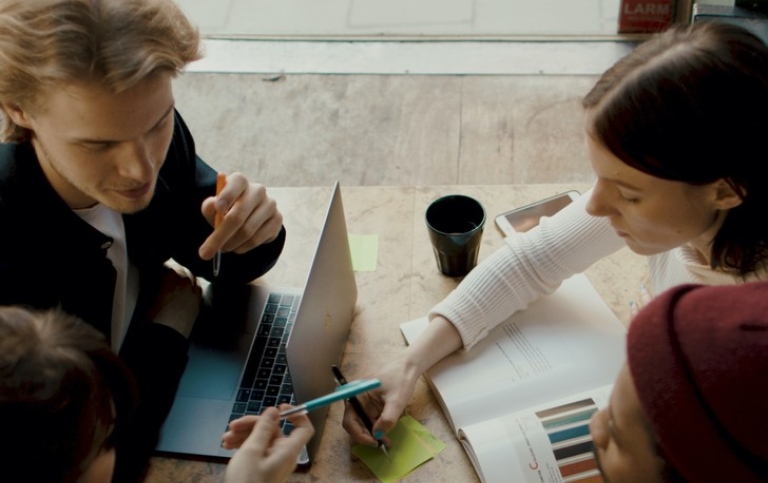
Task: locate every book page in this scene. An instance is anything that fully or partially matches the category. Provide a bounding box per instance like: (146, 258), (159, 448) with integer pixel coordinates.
(400, 274), (626, 434)
(458, 385), (613, 483)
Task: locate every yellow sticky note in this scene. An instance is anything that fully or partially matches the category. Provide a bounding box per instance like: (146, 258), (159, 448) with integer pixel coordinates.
(348, 234), (378, 271)
(352, 415), (445, 483)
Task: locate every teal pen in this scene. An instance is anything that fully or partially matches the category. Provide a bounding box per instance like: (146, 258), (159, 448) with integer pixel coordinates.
(279, 378), (381, 418)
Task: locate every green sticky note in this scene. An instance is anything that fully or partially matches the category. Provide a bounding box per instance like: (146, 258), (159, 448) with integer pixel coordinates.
(400, 415), (446, 455)
(352, 415), (445, 483)
(348, 234), (378, 271)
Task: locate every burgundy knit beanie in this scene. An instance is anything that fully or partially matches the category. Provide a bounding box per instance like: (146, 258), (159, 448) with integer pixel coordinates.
(627, 282), (768, 482)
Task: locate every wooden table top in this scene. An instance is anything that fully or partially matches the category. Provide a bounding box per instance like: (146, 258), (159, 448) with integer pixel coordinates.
(144, 184), (646, 483)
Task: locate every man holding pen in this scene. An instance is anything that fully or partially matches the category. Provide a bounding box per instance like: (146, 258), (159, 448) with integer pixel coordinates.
(0, 1), (285, 481)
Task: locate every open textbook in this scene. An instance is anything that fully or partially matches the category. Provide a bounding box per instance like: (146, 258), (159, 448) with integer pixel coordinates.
(400, 274), (626, 483)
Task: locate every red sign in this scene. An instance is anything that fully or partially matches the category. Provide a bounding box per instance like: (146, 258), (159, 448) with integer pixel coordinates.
(618, 0), (676, 33)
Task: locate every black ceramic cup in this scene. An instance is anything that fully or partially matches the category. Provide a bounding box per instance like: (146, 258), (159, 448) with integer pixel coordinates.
(425, 194), (486, 277)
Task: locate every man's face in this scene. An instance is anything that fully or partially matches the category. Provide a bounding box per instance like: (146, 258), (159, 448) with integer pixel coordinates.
(589, 364), (666, 483)
(11, 74), (175, 212)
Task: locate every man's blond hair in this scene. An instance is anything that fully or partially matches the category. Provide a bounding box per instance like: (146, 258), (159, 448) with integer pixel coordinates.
(0, 0), (202, 142)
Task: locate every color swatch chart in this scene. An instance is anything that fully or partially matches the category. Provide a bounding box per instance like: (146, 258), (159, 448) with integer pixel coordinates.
(535, 398), (603, 483)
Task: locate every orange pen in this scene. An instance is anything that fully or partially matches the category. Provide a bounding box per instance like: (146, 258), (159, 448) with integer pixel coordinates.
(213, 172), (226, 277)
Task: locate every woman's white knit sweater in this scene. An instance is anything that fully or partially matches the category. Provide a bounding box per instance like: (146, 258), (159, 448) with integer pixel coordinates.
(430, 188), (766, 350)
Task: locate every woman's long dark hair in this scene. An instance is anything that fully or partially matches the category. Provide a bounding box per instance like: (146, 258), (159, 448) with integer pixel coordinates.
(583, 22), (768, 276)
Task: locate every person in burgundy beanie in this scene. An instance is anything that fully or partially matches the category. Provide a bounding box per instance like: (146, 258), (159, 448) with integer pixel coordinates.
(590, 281), (768, 482)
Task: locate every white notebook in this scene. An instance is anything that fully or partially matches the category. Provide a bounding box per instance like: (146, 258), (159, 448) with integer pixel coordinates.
(400, 274), (625, 483)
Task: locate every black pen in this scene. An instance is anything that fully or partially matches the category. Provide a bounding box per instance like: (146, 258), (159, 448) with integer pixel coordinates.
(331, 365), (389, 457)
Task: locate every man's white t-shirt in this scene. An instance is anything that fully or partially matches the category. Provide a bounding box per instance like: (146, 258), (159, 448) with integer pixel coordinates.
(75, 204), (139, 352)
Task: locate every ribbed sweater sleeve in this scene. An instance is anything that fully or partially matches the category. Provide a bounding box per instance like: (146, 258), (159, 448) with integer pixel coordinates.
(428, 188), (625, 349)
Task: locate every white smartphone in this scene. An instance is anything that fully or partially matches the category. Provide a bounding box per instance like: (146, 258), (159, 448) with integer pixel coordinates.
(494, 190), (580, 236)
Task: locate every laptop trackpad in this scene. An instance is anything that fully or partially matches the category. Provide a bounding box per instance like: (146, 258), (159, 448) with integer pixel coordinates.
(176, 344), (243, 400)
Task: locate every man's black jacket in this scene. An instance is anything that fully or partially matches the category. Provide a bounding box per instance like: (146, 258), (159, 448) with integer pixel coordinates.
(0, 110), (286, 482)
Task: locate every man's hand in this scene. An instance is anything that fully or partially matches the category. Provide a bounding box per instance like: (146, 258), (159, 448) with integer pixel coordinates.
(199, 172), (283, 261)
(146, 265), (202, 338)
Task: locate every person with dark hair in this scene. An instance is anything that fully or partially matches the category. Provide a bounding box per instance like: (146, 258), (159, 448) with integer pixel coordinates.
(343, 21), (768, 449)
(0, 306), (139, 483)
(0, 1), (286, 481)
(590, 281), (768, 482)
(0, 306), (313, 483)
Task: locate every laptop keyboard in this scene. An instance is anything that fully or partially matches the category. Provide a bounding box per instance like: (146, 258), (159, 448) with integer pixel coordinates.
(229, 292), (301, 435)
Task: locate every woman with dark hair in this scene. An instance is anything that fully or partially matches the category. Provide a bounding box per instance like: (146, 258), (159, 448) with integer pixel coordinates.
(583, 23), (768, 275)
(343, 22), (768, 450)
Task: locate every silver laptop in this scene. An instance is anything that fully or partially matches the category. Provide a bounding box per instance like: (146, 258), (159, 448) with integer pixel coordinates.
(156, 182), (357, 464)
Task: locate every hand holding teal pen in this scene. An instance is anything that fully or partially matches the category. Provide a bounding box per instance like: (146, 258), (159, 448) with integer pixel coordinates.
(279, 379), (381, 418)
